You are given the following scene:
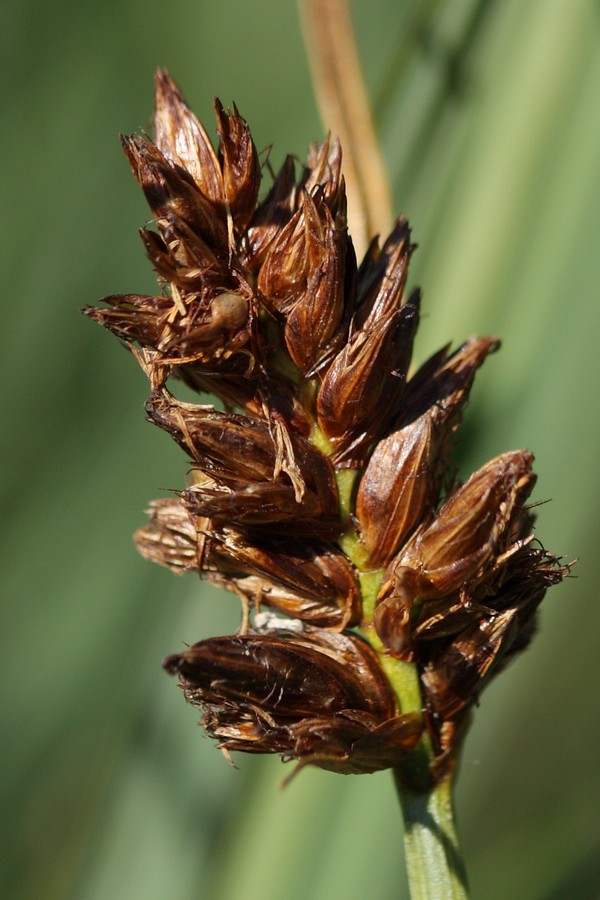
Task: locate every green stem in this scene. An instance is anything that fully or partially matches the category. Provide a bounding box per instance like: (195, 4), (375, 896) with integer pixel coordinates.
(367, 621), (469, 897)
(396, 772), (469, 900)
(325, 456), (470, 897)
(362, 605), (469, 896)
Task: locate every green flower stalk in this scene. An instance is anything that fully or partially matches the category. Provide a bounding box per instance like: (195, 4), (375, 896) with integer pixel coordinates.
(85, 71), (569, 896)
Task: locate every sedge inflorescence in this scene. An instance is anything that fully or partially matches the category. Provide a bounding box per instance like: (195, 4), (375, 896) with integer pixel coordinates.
(85, 71), (567, 784)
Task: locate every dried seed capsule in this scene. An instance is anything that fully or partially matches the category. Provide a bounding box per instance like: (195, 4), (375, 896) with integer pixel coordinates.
(153, 69), (224, 206)
(206, 529), (361, 628)
(214, 99), (261, 234)
(164, 631), (422, 774)
(356, 412), (435, 570)
(245, 155), (297, 266)
(258, 189), (347, 374)
(317, 219), (419, 463)
(374, 450), (537, 654)
(356, 337), (499, 568)
(285, 710), (423, 775)
(317, 294), (419, 465)
(396, 450), (536, 602)
(120, 134), (228, 251)
(146, 389), (280, 480)
(136, 497), (360, 627)
(145, 389), (339, 526)
(422, 609), (520, 721)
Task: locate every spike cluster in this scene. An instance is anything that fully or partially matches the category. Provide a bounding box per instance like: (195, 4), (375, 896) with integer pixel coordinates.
(85, 71), (568, 782)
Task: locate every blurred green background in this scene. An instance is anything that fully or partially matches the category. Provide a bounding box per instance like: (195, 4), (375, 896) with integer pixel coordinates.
(2, 0), (599, 897)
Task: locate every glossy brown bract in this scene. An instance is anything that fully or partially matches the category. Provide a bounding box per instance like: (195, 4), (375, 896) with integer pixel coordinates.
(85, 71), (568, 779)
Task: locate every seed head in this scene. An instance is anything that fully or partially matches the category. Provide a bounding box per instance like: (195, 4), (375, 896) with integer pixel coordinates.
(85, 71), (569, 780)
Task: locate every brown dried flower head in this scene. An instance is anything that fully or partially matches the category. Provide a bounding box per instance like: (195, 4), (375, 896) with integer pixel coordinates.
(85, 71), (569, 782)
